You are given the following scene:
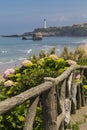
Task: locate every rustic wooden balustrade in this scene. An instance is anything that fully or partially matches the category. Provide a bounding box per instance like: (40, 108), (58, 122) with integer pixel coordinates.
(0, 65), (87, 130)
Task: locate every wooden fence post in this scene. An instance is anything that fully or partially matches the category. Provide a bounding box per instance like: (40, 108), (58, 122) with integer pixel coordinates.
(60, 80), (66, 101)
(76, 84), (81, 109)
(23, 96), (39, 130)
(59, 79), (66, 130)
(42, 78), (57, 130)
(80, 83), (85, 106)
(71, 71), (77, 114)
(80, 69), (85, 106)
(65, 78), (69, 98)
(59, 122), (64, 130)
(64, 74), (72, 129)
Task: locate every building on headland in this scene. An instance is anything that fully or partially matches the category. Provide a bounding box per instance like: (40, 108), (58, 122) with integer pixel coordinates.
(72, 24), (84, 27)
(72, 22), (87, 27)
(44, 19), (47, 29)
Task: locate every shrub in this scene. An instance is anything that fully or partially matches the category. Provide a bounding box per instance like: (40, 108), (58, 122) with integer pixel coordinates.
(0, 55), (72, 130)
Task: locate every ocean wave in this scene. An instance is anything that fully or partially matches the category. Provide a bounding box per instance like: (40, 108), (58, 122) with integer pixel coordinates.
(0, 60), (15, 65)
(0, 57), (27, 65)
(27, 49), (32, 54)
(42, 45), (55, 48)
(18, 57), (26, 60)
(0, 50), (8, 54)
(72, 40), (87, 44)
(18, 49), (32, 54)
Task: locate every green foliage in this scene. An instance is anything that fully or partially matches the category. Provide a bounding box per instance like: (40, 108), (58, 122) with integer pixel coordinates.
(72, 123), (79, 130)
(0, 55), (68, 130)
(83, 76), (87, 99)
(34, 107), (44, 130)
(77, 58), (87, 65)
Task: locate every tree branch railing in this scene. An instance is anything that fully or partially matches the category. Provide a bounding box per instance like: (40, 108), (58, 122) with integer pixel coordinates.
(0, 65), (87, 130)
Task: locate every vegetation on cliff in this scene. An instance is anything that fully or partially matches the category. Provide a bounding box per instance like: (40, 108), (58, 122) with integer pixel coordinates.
(33, 26), (87, 37)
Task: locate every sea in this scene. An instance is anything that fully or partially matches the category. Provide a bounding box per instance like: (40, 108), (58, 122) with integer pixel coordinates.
(0, 36), (87, 73)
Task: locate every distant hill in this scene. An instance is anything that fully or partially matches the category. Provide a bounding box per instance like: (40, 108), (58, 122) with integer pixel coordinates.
(22, 22), (87, 37)
(33, 25), (87, 37)
(2, 23), (87, 37)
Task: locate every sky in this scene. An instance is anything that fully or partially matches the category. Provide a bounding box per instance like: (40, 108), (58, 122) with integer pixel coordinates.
(0, 0), (87, 34)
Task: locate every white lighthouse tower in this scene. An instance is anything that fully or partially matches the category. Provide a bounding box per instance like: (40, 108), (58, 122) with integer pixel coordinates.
(44, 19), (47, 29)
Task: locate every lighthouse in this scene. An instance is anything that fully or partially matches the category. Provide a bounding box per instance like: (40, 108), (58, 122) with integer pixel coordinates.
(44, 19), (47, 29)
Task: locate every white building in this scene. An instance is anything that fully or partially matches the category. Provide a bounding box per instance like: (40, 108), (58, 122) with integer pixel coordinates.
(44, 19), (47, 29)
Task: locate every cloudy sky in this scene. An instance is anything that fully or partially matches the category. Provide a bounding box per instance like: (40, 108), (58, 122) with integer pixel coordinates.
(0, 0), (87, 34)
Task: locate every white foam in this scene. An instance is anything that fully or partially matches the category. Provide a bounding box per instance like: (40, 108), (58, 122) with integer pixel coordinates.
(27, 49), (32, 54)
(42, 45), (55, 48)
(2, 50), (7, 53)
(0, 57), (26, 65)
(18, 57), (26, 60)
(0, 50), (8, 54)
(18, 49), (32, 54)
(72, 40), (87, 44)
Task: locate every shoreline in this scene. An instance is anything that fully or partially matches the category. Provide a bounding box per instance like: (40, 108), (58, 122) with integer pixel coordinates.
(0, 43), (87, 81)
(0, 60), (24, 82)
(0, 60), (23, 74)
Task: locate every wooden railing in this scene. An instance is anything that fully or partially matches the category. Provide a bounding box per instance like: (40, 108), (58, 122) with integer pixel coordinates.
(0, 65), (87, 130)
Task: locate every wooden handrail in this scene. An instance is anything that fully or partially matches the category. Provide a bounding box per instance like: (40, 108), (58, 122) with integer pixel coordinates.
(0, 81), (53, 115)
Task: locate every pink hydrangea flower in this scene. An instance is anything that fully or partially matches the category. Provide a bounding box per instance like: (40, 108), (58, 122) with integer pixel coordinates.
(76, 74), (81, 79)
(22, 60), (32, 67)
(67, 60), (77, 66)
(4, 80), (14, 87)
(3, 68), (15, 79)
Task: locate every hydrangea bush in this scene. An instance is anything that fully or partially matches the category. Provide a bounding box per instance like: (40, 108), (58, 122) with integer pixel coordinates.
(0, 55), (77, 130)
